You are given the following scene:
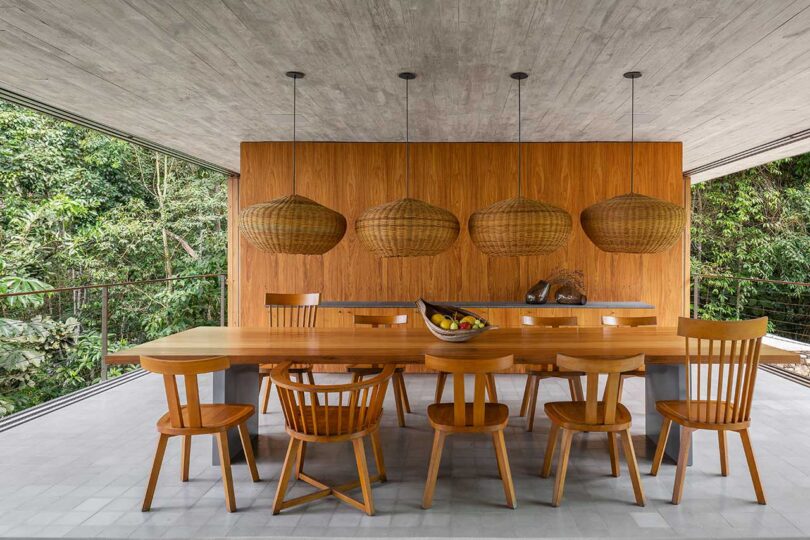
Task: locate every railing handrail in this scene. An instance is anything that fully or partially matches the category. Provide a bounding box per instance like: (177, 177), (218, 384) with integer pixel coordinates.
(0, 273), (226, 298)
(695, 274), (810, 288)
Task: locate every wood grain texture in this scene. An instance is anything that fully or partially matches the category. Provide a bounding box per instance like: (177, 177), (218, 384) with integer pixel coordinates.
(106, 327), (799, 366)
(238, 141), (685, 329)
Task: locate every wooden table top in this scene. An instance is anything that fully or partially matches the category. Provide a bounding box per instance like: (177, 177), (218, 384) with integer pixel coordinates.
(106, 326), (800, 366)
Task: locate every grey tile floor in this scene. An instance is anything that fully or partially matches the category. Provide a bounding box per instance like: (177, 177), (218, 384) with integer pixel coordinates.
(1, 370), (810, 539)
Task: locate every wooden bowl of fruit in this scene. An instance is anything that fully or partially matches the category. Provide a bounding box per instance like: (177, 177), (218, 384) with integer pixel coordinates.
(416, 298), (497, 342)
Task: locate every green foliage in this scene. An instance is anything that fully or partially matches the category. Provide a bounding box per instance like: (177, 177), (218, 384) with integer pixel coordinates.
(0, 101), (226, 417)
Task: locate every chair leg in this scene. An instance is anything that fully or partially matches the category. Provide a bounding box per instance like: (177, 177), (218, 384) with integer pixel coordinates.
(719, 430), (728, 477)
(370, 430), (387, 482)
(739, 428), (766, 504)
(391, 372), (406, 427)
(552, 428), (574, 507)
(671, 427), (694, 505)
(181, 435), (191, 482)
(260, 375), (272, 414)
(650, 417), (672, 476)
(306, 371), (319, 405)
(434, 372), (447, 403)
(608, 432), (620, 477)
(492, 430), (517, 509)
(353, 437), (375, 516)
(485, 374), (498, 402)
(572, 377), (584, 401)
(295, 441), (307, 480)
(215, 431), (236, 512)
(519, 375), (533, 417)
(422, 430), (447, 509)
(238, 423), (260, 482)
(142, 434), (169, 512)
(617, 375), (625, 402)
(541, 423), (560, 478)
(272, 437), (301, 515)
(620, 429), (646, 506)
(526, 375), (540, 432)
(396, 372), (411, 413)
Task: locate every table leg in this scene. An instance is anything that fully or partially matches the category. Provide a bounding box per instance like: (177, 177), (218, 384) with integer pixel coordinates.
(645, 364), (691, 466)
(213, 364), (259, 464)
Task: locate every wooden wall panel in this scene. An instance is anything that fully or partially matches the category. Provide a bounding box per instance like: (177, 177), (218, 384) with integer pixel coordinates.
(237, 141), (685, 328)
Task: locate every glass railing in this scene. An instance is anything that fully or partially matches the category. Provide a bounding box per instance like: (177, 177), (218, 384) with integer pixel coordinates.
(0, 273), (225, 417)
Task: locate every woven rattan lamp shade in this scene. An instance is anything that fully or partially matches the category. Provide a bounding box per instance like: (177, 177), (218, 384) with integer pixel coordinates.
(355, 197), (460, 257)
(469, 196), (572, 256)
(239, 194), (347, 255)
(580, 193), (685, 253)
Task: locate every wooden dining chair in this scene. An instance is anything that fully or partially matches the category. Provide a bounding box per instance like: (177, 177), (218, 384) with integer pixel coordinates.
(140, 356), (259, 513)
(348, 314), (411, 427)
(260, 292), (320, 414)
(541, 353), (646, 507)
(422, 354), (516, 509)
(519, 315), (584, 431)
(650, 316), (768, 505)
(271, 361), (393, 515)
(602, 315), (657, 399)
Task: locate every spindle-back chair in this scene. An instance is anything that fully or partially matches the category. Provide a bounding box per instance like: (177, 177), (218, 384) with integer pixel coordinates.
(518, 315), (584, 431)
(650, 317), (768, 505)
(422, 354), (516, 509)
(271, 361), (393, 515)
(140, 356), (259, 513)
(541, 353), (646, 507)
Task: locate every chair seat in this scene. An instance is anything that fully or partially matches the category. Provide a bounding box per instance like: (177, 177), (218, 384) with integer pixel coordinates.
(427, 402), (509, 432)
(656, 400), (748, 430)
(528, 365), (584, 378)
(544, 401), (631, 432)
(260, 363), (312, 374)
(623, 365), (646, 377)
(347, 365), (405, 375)
(157, 403), (255, 435)
(286, 405), (383, 440)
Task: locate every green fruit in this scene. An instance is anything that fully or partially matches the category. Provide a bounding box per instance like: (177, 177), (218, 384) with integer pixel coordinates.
(450, 321), (459, 330)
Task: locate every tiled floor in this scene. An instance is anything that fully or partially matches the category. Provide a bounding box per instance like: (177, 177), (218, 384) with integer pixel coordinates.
(1, 370), (810, 538)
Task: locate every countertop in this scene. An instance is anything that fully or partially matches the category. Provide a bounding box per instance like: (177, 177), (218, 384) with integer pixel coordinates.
(318, 300), (654, 309)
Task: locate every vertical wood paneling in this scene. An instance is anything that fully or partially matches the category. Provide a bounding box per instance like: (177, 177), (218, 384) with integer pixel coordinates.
(236, 141), (685, 329)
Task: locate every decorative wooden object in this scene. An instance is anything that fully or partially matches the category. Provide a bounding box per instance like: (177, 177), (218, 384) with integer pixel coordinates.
(650, 317), (768, 505)
(518, 316), (584, 432)
(140, 356), (259, 513)
(270, 361), (393, 515)
(347, 314), (412, 427)
(540, 353), (646, 507)
(356, 198), (460, 257)
(422, 354), (516, 509)
(259, 293), (320, 414)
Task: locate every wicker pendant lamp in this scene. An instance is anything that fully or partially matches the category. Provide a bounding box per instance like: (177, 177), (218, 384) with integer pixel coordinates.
(239, 72), (347, 255)
(469, 72), (572, 257)
(355, 72), (460, 257)
(580, 72), (685, 253)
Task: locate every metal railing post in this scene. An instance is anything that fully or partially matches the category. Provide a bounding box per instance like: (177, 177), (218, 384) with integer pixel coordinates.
(219, 274), (226, 327)
(735, 281), (742, 320)
(100, 286), (109, 381)
(693, 275), (699, 319)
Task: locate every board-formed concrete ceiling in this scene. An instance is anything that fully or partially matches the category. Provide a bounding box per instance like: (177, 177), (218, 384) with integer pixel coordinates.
(0, 0), (809, 180)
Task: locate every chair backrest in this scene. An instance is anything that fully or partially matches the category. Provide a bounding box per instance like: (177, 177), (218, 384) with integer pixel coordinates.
(271, 361), (393, 437)
(265, 292), (320, 327)
(353, 314), (408, 328)
(602, 315), (657, 327)
(424, 355), (513, 428)
(522, 315), (578, 328)
(678, 316), (767, 425)
(557, 353), (644, 426)
(141, 356), (230, 429)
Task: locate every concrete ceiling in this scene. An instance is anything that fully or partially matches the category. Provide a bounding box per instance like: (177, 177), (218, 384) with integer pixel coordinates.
(0, 0), (809, 181)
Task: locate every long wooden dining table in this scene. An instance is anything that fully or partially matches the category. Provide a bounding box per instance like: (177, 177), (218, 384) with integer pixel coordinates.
(107, 325), (799, 464)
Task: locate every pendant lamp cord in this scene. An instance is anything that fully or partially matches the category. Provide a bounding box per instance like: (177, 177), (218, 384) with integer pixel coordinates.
(292, 75), (297, 195)
(517, 76), (522, 198)
(630, 75), (634, 194)
(405, 76), (410, 199)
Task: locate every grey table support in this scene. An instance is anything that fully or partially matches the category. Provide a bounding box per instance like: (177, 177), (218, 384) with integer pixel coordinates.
(645, 364), (692, 466)
(212, 365), (259, 464)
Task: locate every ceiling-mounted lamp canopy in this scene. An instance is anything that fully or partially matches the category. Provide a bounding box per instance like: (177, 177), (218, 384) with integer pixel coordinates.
(239, 71), (347, 255)
(469, 72), (572, 257)
(580, 71), (685, 254)
(355, 72), (460, 258)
